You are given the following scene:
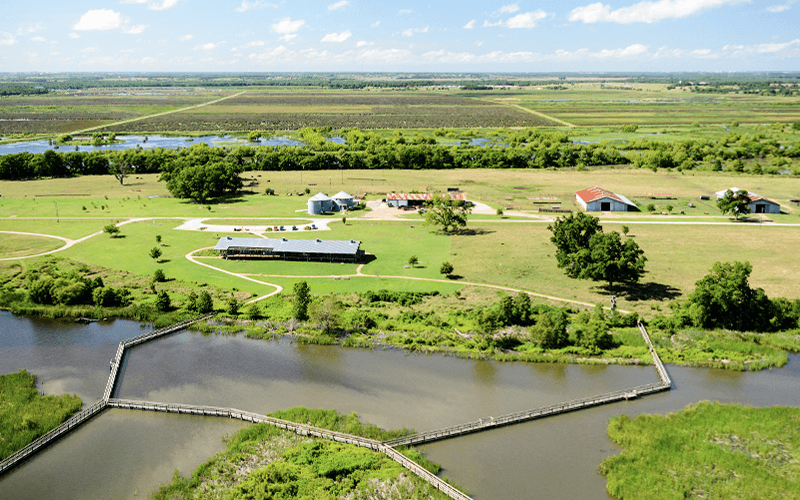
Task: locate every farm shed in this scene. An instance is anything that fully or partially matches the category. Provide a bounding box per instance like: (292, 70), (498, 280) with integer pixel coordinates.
(215, 236), (363, 263)
(387, 192), (466, 208)
(331, 191), (355, 210)
(715, 188), (781, 214)
(576, 187), (637, 212)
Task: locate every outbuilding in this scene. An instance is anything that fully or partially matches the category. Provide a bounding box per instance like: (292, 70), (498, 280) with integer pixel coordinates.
(575, 187), (637, 212)
(386, 192), (466, 208)
(215, 236), (363, 263)
(307, 192), (335, 215)
(715, 188), (781, 214)
(331, 191), (355, 210)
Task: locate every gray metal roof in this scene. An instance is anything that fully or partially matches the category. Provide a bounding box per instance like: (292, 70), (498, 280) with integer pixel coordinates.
(309, 192), (331, 201)
(215, 236), (361, 255)
(332, 191), (353, 200)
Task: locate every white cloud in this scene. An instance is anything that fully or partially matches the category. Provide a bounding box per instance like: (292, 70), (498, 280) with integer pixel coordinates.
(69, 33), (80, 39)
(506, 11), (548, 28)
(73, 9), (125, 31)
(19, 23), (45, 34)
(281, 34), (298, 42)
(398, 9), (412, 14)
(244, 40), (265, 47)
(766, 0), (798, 12)
(125, 25), (147, 34)
(755, 39), (800, 53)
(569, 0), (748, 24)
(82, 47), (101, 53)
(356, 40), (374, 47)
(1, 33), (16, 46)
(180, 34), (193, 42)
(271, 17), (305, 37)
(402, 26), (429, 37)
(235, 1), (277, 12)
(371, 21), (381, 27)
(497, 4), (520, 14)
(463, 20), (476, 29)
(31, 36), (46, 42)
(321, 31), (352, 42)
(149, 0), (180, 10)
(483, 20), (503, 27)
(194, 42), (223, 50)
(328, 1), (349, 10)
(121, 0), (148, 3)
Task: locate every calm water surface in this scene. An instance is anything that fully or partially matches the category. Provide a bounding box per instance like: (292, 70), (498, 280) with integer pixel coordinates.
(1, 312), (799, 500)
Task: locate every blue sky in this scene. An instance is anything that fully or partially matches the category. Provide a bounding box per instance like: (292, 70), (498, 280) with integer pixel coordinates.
(1, 0), (799, 72)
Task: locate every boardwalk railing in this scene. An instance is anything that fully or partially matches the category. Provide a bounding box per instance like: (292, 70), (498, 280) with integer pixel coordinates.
(639, 321), (671, 387)
(0, 400), (107, 475)
(106, 398), (469, 500)
(384, 320), (673, 448)
(1, 313), (214, 476)
(383, 382), (668, 447)
(380, 445), (471, 500)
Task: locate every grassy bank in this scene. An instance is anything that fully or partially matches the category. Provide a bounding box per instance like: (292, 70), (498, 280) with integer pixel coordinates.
(0, 369), (82, 460)
(151, 407), (460, 500)
(600, 401), (800, 499)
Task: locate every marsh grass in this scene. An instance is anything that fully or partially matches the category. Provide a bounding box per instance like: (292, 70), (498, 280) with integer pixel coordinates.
(150, 407), (453, 500)
(0, 369), (82, 460)
(601, 401), (800, 499)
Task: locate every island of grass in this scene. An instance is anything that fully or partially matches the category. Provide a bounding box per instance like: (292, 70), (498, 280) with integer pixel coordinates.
(600, 401), (800, 499)
(151, 407), (461, 500)
(0, 369), (82, 460)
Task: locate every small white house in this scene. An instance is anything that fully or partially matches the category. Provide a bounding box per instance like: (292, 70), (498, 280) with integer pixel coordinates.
(576, 187), (637, 212)
(331, 191), (355, 210)
(715, 188), (781, 214)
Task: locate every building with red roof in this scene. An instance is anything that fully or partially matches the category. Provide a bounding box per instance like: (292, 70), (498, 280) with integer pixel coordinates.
(575, 187), (637, 212)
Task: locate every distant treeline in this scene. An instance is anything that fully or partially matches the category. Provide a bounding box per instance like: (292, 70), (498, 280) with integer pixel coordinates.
(2, 72), (798, 95)
(1, 127), (798, 183)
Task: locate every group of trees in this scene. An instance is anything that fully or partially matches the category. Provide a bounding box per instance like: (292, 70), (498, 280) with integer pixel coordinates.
(548, 213), (647, 290)
(28, 272), (130, 309)
(668, 261), (800, 333)
(423, 194), (471, 233)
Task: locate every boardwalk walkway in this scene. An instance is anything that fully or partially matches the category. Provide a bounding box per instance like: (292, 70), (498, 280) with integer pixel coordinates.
(385, 321), (671, 447)
(1, 315), (668, 500)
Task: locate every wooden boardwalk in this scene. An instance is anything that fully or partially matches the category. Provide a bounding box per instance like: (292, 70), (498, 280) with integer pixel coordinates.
(107, 398), (470, 500)
(1, 315), (668, 500)
(385, 321), (671, 447)
(0, 313), (213, 476)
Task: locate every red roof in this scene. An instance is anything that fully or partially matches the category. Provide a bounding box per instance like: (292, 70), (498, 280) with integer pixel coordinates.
(387, 192), (466, 201)
(576, 186), (632, 205)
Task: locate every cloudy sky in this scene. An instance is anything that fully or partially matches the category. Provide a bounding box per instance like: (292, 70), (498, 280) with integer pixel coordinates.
(1, 0), (799, 72)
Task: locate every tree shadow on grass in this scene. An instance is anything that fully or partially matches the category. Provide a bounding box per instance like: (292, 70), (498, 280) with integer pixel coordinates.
(454, 227), (495, 236)
(597, 281), (683, 302)
(445, 274), (464, 280)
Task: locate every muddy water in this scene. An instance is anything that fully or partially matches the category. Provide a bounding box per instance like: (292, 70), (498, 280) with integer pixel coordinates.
(1, 312), (799, 499)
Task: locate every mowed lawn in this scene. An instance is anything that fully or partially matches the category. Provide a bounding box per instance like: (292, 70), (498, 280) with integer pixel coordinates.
(0, 233), (65, 258)
(452, 221), (800, 315)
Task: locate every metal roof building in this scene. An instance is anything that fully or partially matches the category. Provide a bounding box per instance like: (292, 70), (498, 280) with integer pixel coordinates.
(386, 192), (466, 208)
(715, 188), (781, 214)
(214, 236), (363, 262)
(576, 187), (637, 212)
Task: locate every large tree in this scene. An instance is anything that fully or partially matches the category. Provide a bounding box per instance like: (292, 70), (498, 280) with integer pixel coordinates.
(548, 212), (603, 278)
(683, 261), (773, 331)
(582, 232), (647, 290)
(162, 161), (243, 202)
(716, 189), (751, 220)
(423, 194), (471, 233)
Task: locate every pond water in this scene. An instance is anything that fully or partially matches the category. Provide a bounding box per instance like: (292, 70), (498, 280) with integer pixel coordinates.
(1, 312), (799, 500)
(0, 135), (303, 156)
